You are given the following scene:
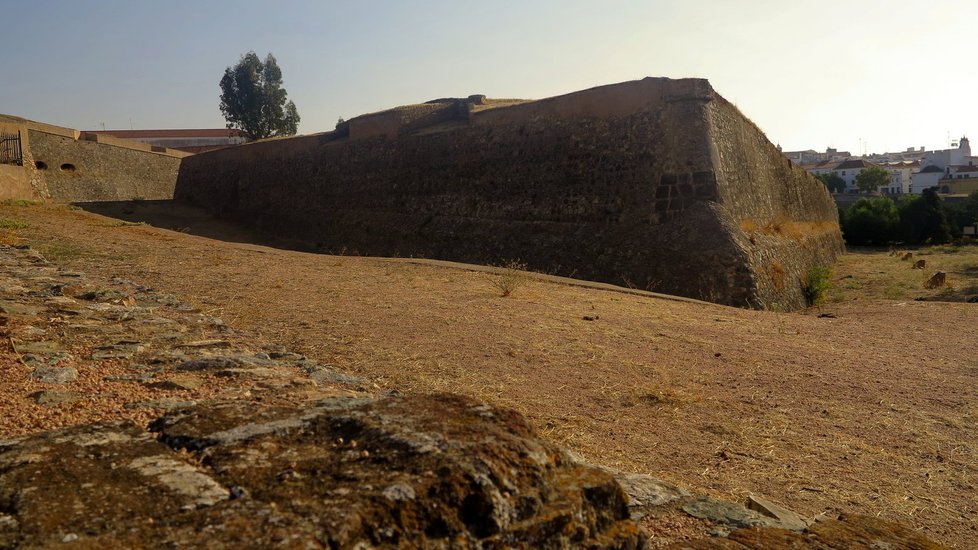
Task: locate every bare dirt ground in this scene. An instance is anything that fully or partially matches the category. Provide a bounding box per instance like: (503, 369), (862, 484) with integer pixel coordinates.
(2, 201), (976, 547)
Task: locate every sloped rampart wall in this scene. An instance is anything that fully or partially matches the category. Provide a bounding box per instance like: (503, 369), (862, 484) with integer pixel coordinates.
(176, 78), (842, 308)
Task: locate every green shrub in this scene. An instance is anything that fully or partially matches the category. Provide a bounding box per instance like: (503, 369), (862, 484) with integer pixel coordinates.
(803, 266), (832, 306)
(842, 197), (899, 245)
(897, 188), (951, 244)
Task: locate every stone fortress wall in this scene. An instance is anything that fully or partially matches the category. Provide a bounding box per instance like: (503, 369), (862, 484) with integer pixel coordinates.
(0, 114), (188, 203)
(176, 77), (843, 309)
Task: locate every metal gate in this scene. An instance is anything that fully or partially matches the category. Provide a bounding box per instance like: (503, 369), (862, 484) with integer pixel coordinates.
(0, 131), (23, 165)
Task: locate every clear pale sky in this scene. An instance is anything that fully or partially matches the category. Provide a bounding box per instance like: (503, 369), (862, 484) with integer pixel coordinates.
(2, 0), (975, 154)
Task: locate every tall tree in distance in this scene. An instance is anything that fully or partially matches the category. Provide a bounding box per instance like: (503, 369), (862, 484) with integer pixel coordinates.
(854, 166), (891, 194)
(219, 52), (300, 140)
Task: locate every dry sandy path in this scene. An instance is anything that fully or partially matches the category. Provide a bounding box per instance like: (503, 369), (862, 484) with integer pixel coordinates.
(5, 202), (977, 547)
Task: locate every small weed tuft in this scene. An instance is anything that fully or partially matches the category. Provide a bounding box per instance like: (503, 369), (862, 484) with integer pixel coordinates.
(33, 242), (86, 262)
(1, 199), (39, 207)
(803, 266), (833, 306)
(490, 259), (529, 297)
(0, 218), (29, 229)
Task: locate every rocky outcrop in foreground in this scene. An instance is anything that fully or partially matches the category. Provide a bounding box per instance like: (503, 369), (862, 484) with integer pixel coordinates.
(0, 244), (947, 548)
(0, 394), (645, 549)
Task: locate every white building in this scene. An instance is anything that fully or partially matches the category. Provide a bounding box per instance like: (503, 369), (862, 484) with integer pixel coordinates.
(805, 159), (876, 193)
(881, 162), (916, 194)
(785, 147), (852, 166)
(909, 137), (973, 194)
(911, 164), (945, 194)
(921, 137), (971, 171)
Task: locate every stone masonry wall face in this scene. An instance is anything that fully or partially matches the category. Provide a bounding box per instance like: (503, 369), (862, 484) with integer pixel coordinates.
(29, 131), (181, 203)
(179, 98), (742, 301)
(707, 97), (844, 309)
(177, 80), (843, 308)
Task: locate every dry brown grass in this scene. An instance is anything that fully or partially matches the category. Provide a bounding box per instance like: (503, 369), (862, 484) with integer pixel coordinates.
(3, 203), (977, 547)
(740, 217), (839, 243)
(829, 243), (978, 303)
(767, 261), (787, 291)
(488, 259), (529, 297)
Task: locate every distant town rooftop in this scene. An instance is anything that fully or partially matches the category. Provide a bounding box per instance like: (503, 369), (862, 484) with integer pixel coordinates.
(91, 129), (247, 139)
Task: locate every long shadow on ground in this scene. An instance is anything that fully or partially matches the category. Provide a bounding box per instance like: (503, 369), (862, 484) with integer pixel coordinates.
(76, 200), (312, 252)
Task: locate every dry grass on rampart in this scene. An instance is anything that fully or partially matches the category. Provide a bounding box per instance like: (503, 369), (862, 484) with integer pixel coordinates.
(740, 217), (839, 243)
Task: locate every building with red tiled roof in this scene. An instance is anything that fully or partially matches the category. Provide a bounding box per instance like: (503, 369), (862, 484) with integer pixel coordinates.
(87, 128), (249, 153)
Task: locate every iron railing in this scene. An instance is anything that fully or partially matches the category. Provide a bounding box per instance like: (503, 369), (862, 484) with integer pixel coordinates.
(0, 131), (23, 165)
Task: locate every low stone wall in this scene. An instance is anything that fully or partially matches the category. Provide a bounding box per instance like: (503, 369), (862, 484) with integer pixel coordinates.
(28, 129), (186, 202)
(176, 78), (843, 308)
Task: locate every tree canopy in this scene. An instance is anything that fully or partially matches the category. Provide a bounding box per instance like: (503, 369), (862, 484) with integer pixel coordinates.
(842, 196), (899, 245)
(815, 172), (846, 193)
(897, 188), (952, 244)
(854, 166), (891, 193)
(219, 52), (300, 140)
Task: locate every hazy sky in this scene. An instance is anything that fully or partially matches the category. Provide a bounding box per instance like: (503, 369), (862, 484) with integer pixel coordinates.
(2, 1), (975, 154)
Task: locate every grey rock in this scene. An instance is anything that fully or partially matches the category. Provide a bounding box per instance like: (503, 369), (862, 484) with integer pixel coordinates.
(298, 360), (363, 386)
(146, 374), (203, 391)
(178, 339), (231, 349)
(12, 340), (65, 355)
(29, 366), (78, 385)
(616, 472), (691, 509)
(682, 496), (778, 529)
(383, 483), (416, 502)
(92, 341), (146, 360)
(127, 455), (229, 509)
(125, 398), (198, 410)
(268, 350), (304, 361)
(103, 373), (156, 383)
(175, 356), (245, 371)
(0, 301), (43, 316)
(215, 367), (288, 380)
(306, 366), (362, 387)
(23, 352), (73, 367)
(0, 395), (645, 548)
(30, 390), (85, 406)
(746, 495), (810, 531)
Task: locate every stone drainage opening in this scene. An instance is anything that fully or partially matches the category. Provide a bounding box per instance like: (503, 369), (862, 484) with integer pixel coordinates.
(60, 163), (76, 172)
(35, 161), (48, 170)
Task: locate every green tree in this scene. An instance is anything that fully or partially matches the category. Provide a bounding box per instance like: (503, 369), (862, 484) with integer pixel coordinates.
(854, 166), (891, 193)
(945, 189), (978, 236)
(219, 52), (300, 140)
(815, 172), (846, 193)
(842, 196), (899, 245)
(897, 188), (952, 244)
